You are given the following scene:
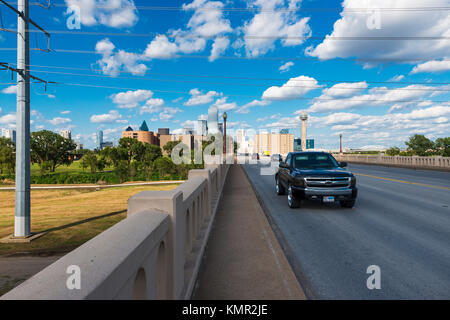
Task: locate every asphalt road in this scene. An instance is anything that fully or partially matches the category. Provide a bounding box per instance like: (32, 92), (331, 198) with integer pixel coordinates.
(242, 162), (450, 299)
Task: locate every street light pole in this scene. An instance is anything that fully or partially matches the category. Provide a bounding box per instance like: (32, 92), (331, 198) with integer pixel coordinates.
(223, 112), (227, 157)
(15, 0), (31, 238)
(340, 134), (343, 154)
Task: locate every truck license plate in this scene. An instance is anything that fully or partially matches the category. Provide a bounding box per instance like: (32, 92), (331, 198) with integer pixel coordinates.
(323, 196), (335, 203)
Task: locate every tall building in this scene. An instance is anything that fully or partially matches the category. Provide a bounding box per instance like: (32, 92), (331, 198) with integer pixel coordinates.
(96, 130), (103, 150)
(255, 132), (294, 155)
(1, 128), (16, 143)
(299, 111), (308, 151)
(208, 105), (219, 134)
(218, 123), (223, 134)
(121, 121), (159, 145)
(158, 128), (170, 135)
(197, 119), (207, 136)
(236, 129), (250, 154)
(60, 130), (71, 140)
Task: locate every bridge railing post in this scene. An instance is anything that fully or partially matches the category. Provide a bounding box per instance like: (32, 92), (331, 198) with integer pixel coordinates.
(128, 190), (184, 299)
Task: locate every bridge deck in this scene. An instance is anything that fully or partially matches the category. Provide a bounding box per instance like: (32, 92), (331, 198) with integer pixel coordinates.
(193, 165), (305, 300)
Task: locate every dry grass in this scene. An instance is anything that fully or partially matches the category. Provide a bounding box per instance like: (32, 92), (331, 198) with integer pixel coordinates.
(0, 184), (179, 256)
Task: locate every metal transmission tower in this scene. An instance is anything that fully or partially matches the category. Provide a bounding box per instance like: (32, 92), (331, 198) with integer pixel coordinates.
(0, 0), (51, 238)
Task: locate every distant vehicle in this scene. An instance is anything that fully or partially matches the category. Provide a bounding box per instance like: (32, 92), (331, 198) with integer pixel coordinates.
(271, 154), (283, 162)
(275, 152), (357, 209)
(252, 153), (260, 160)
(263, 151), (270, 156)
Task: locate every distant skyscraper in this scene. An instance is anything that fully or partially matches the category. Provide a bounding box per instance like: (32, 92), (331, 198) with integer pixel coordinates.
(60, 130), (71, 140)
(197, 119), (207, 136)
(208, 105), (219, 134)
(158, 128), (170, 135)
(96, 130), (103, 150)
(1, 128), (16, 143)
(218, 123), (223, 134)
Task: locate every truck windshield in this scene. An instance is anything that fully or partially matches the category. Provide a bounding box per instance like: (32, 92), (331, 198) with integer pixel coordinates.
(293, 154), (339, 169)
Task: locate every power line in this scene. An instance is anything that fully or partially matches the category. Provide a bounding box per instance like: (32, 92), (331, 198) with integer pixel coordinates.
(1, 47), (446, 63)
(2, 28), (448, 41)
(20, 68), (450, 92)
(17, 2), (450, 13)
(13, 63), (450, 86)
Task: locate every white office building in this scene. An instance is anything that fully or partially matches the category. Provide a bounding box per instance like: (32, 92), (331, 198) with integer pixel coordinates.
(207, 105), (219, 134)
(1, 128), (16, 143)
(60, 130), (71, 140)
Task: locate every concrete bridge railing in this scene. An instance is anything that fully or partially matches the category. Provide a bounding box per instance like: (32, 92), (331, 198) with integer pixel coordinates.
(333, 154), (450, 171)
(1, 163), (230, 300)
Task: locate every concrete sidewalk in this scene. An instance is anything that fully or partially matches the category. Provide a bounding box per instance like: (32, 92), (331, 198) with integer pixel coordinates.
(193, 165), (306, 300)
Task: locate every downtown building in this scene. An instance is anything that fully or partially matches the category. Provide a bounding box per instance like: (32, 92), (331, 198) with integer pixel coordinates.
(1, 128), (16, 143)
(254, 132), (294, 156)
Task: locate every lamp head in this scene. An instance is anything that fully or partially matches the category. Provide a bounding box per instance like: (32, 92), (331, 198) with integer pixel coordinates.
(223, 112), (228, 120)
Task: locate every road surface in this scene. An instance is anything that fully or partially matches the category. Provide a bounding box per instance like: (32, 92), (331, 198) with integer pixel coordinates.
(243, 162), (450, 299)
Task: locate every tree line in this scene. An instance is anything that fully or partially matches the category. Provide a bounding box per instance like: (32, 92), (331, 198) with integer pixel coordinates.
(0, 130), (204, 182)
(385, 134), (450, 157)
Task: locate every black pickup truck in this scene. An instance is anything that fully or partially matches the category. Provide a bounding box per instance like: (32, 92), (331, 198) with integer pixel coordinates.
(275, 152), (357, 209)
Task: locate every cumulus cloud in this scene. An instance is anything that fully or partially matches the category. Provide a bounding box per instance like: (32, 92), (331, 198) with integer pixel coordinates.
(0, 113), (15, 126)
(65, 0), (138, 28)
(389, 75), (405, 82)
(307, 83), (446, 113)
(279, 61), (294, 72)
(111, 89), (153, 108)
(242, 0), (311, 57)
(262, 75), (320, 100)
(184, 88), (221, 106)
(306, 0), (450, 64)
(211, 97), (238, 111)
(1, 85), (17, 94)
(159, 107), (182, 121)
(235, 99), (271, 114)
(410, 59), (450, 74)
(90, 110), (122, 123)
(209, 37), (230, 61)
(60, 110), (71, 114)
(95, 38), (148, 77)
(140, 98), (165, 114)
(48, 117), (71, 125)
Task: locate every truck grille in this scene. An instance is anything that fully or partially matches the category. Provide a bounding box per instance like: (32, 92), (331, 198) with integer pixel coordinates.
(305, 177), (350, 188)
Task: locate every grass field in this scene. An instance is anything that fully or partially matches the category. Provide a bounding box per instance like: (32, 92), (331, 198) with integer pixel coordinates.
(29, 160), (113, 175)
(0, 183), (179, 256)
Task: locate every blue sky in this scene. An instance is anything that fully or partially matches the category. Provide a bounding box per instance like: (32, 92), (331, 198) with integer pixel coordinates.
(0, 0), (449, 150)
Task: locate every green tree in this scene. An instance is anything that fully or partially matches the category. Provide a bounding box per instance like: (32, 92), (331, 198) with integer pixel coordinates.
(81, 151), (100, 173)
(163, 141), (181, 155)
(385, 147), (400, 156)
(153, 157), (176, 178)
(435, 137), (450, 157)
(0, 137), (15, 175)
(405, 134), (434, 156)
(30, 130), (76, 173)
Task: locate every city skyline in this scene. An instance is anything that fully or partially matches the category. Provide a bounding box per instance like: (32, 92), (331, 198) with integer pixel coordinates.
(0, 0), (448, 150)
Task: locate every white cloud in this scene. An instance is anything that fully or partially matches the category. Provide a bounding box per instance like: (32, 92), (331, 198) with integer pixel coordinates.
(0, 113), (15, 126)
(411, 59), (450, 74)
(308, 84), (446, 113)
(209, 37), (230, 62)
(90, 110), (122, 123)
(184, 88), (221, 106)
(60, 110), (71, 114)
(111, 89), (153, 108)
(65, 0), (138, 28)
(140, 98), (165, 114)
(262, 75), (320, 100)
(2, 85), (17, 94)
(389, 75), (405, 82)
(159, 107), (182, 121)
(242, 0), (311, 57)
(306, 0), (450, 64)
(320, 82), (368, 98)
(95, 38), (148, 77)
(48, 117), (71, 125)
(235, 99), (271, 114)
(279, 61), (294, 72)
(212, 97), (238, 111)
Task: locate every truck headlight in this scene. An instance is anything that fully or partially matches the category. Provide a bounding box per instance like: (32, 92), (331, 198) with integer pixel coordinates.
(350, 176), (356, 187)
(294, 177), (306, 187)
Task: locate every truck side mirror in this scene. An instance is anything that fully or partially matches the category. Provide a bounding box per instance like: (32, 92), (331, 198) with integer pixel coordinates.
(339, 161), (348, 168)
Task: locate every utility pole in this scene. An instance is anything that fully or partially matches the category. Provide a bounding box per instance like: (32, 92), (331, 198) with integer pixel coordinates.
(0, 0), (51, 238)
(340, 134), (343, 154)
(16, 0), (31, 237)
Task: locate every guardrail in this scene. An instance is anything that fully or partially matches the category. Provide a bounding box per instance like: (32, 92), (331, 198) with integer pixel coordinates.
(1, 163), (230, 300)
(333, 154), (450, 171)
